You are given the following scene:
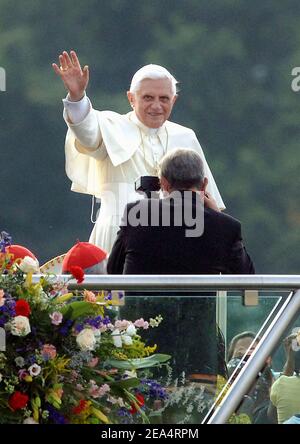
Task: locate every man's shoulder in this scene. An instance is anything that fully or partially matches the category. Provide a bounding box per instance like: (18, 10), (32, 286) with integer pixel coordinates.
(166, 120), (196, 137)
(206, 208), (241, 230)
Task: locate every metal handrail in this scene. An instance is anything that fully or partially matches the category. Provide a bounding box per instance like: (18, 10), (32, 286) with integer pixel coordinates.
(32, 274), (300, 290)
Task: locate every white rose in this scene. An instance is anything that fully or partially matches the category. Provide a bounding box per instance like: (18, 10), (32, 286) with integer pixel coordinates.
(19, 256), (40, 274)
(112, 329), (122, 348)
(11, 316), (31, 336)
(23, 417), (38, 424)
(93, 329), (101, 343)
(126, 324), (137, 337)
(122, 334), (133, 346)
(76, 328), (96, 351)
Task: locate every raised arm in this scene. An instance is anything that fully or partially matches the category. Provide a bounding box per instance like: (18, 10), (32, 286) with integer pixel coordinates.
(53, 50), (102, 151)
(282, 334), (296, 376)
(52, 50), (89, 102)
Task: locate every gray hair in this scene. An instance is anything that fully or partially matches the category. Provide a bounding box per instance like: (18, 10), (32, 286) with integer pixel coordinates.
(85, 258), (107, 275)
(129, 64), (177, 96)
(158, 148), (205, 190)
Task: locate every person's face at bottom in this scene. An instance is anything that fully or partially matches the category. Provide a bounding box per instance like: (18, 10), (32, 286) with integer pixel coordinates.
(232, 337), (258, 358)
(127, 78), (177, 128)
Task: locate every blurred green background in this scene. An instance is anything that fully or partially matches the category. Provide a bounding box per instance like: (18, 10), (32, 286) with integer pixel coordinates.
(1, 0), (300, 274)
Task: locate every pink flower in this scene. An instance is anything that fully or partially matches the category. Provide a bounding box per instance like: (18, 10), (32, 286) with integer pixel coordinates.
(49, 311), (63, 325)
(114, 320), (130, 330)
(134, 318), (149, 329)
(70, 370), (79, 382)
(41, 344), (57, 360)
(18, 369), (29, 380)
(99, 325), (108, 333)
(83, 290), (97, 303)
(0, 289), (5, 307)
(88, 382), (110, 398)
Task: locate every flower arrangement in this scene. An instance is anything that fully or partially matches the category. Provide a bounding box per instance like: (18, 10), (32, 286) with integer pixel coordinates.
(0, 232), (170, 424)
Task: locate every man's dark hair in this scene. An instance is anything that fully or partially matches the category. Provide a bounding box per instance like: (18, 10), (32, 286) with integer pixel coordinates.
(227, 331), (258, 362)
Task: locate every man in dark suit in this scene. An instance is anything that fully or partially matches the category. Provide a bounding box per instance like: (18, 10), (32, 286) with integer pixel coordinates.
(107, 148), (254, 275)
(107, 148), (254, 384)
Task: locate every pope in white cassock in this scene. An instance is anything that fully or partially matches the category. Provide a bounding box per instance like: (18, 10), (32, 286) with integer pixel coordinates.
(53, 51), (225, 253)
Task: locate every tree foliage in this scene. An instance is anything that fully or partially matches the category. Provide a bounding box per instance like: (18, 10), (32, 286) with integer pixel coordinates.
(1, 0), (300, 272)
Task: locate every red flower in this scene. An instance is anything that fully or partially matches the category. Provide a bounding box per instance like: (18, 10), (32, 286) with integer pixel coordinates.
(8, 391), (29, 411)
(72, 399), (88, 415)
(69, 266), (85, 284)
(129, 393), (145, 414)
(15, 299), (31, 317)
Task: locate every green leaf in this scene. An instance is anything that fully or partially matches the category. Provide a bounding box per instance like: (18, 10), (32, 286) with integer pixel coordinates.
(105, 354), (171, 370)
(109, 378), (140, 389)
(60, 301), (96, 320)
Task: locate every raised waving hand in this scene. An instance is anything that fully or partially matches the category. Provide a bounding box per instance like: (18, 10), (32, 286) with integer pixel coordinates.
(52, 50), (89, 101)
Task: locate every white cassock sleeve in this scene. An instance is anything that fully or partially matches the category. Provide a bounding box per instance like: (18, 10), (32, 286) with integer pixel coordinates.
(190, 133), (225, 210)
(63, 108), (140, 197)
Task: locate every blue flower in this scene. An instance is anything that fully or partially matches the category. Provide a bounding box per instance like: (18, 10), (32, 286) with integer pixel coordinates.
(45, 404), (68, 424)
(0, 231), (12, 252)
(141, 379), (168, 400)
(59, 319), (73, 336)
(105, 292), (112, 301)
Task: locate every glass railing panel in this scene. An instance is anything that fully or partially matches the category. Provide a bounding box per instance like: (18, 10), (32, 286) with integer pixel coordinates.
(118, 290), (288, 424)
(120, 291), (221, 424)
(226, 313), (300, 425)
(71, 280), (300, 425)
(226, 291), (288, 373)
(204, 291), (296, 424)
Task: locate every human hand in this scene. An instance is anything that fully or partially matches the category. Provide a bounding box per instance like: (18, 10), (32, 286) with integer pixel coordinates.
(284, 334), (296, 356)
(282, 333), (297, 376)
(52, 50), (89, 101)
(204, 191), (220, 212)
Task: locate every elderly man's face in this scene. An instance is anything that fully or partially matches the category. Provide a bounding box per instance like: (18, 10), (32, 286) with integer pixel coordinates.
(127, 78), (177, 128)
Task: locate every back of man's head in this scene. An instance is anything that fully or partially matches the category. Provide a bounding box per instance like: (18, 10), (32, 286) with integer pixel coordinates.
(130, 64), (177, 95)
(158, 148), (205, 191)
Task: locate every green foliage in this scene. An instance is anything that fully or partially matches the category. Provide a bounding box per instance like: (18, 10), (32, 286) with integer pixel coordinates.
(60, 300), (102, 320)
(106, 354), (171, 370)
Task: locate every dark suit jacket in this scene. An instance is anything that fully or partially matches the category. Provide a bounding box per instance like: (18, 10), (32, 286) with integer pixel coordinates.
(107, 191), (255, 275)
